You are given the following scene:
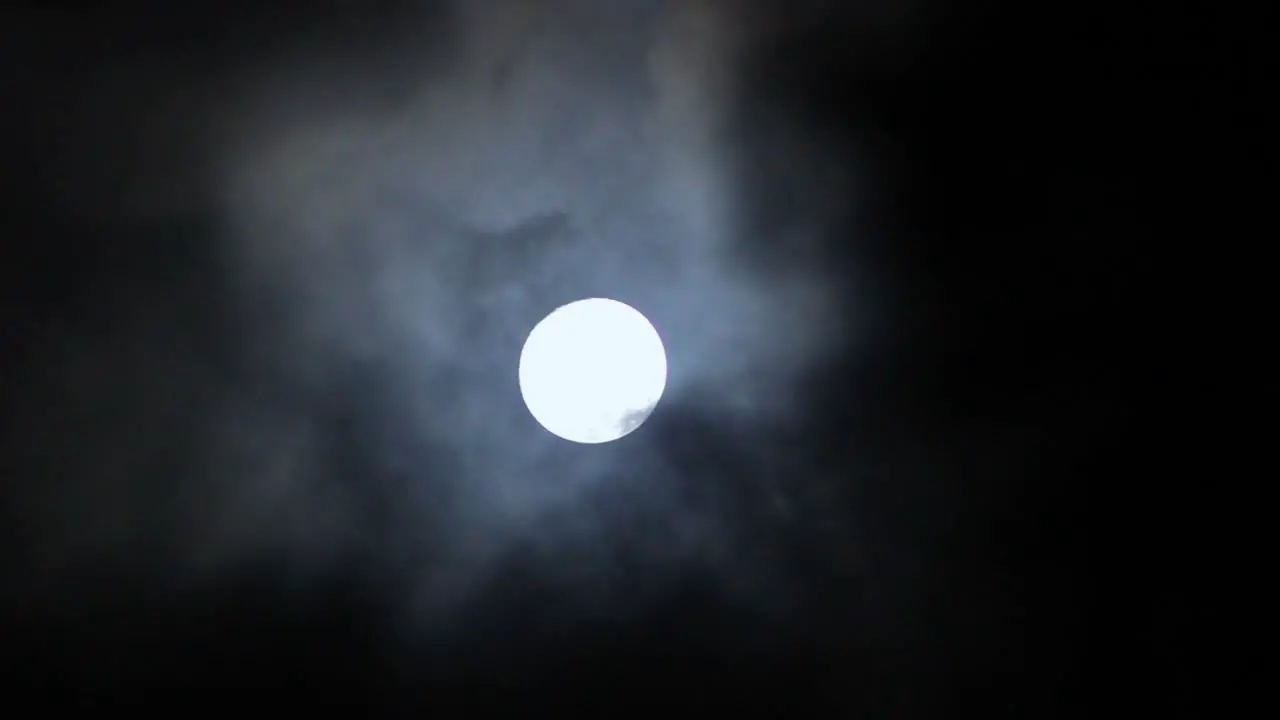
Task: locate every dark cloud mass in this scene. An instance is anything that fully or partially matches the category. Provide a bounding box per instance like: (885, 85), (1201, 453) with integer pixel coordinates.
(0, 0), (1214, 712)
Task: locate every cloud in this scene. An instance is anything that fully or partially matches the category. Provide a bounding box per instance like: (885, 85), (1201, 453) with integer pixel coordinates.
(4, 0), (862, 636)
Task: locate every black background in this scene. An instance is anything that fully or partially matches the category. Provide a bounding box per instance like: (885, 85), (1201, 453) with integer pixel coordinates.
(0, 0), (1249, 713)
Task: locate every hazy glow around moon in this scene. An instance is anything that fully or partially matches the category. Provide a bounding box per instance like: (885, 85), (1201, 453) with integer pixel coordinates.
(519, 298), (668, 444)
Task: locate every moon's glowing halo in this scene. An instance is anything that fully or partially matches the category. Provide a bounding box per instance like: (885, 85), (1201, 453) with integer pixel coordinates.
(518, 298), (668, 444)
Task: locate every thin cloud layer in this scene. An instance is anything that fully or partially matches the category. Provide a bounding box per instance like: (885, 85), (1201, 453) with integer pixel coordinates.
(4, 0), (880, 641)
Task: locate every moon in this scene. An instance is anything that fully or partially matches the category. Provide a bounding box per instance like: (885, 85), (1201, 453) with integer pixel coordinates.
(518, 298), (668, 444)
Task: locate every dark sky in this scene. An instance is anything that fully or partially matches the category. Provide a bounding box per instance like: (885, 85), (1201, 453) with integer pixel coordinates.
(0, 0), (1241, 712)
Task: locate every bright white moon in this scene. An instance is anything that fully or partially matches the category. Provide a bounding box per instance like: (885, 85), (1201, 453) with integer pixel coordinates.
(519, 297), (668, 444)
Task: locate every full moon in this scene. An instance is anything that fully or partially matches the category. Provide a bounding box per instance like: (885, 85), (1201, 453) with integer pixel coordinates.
(518, 297), (668, 444)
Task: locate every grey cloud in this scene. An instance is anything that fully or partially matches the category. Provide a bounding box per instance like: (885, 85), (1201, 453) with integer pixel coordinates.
(4, 0), (867, 634)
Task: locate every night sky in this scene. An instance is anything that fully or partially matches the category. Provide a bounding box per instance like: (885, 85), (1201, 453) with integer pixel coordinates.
(0, 0), (1239, 712)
